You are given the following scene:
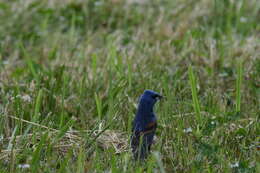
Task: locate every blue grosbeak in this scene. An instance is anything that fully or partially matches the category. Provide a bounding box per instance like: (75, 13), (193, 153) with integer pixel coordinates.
(131, 90), (162, 160)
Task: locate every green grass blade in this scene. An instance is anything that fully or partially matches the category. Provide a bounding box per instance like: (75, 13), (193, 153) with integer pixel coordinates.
(94, 93), (102, 120)
(188, 66), (202, 123)
(31, 132), (48, 172)
(34, 89), (43, 119)
(236, 60), (243, 113)
(53, 118), (75, 143)
(76, 148), (85, 173)
(92, 53), (97, 79)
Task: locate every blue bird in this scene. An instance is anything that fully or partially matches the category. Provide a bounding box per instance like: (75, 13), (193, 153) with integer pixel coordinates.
(131, 90), (163, 160)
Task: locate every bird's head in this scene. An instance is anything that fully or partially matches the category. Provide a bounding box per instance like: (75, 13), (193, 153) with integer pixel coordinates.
(139, 90), (163, 108)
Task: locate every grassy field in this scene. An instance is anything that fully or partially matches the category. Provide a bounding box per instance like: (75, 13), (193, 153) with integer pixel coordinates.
(0, 0), (259, 172)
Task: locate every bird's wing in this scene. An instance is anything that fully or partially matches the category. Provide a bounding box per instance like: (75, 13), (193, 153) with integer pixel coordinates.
(140, 121), (157, 136)
(132, 121), (157, 135)
(131, 121), (157, 158)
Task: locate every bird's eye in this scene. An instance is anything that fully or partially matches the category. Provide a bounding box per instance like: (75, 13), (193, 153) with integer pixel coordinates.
(152, 95), (157, 99)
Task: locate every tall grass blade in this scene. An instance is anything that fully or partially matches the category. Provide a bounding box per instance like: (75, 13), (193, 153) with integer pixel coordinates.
(31, 132), (48, 172)
(188, 66), (202, 123)
(76, 148), (85, 173)
(9, 126), (17, 173)
(92, 53), (97, 79)
(236, 60), (243, 113)
(94, 93), (102, 120)
(34, 89), (43, 119)
(23, 89), (43, 136)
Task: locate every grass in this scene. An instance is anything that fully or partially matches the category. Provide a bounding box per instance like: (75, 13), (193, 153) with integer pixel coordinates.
(188, 65), (202, 124)
(235, 60), (243, 113)
(0, 0), (259, 172)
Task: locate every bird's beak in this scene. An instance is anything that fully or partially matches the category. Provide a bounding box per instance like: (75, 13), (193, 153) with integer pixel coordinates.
(157, 94), (163, 100)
